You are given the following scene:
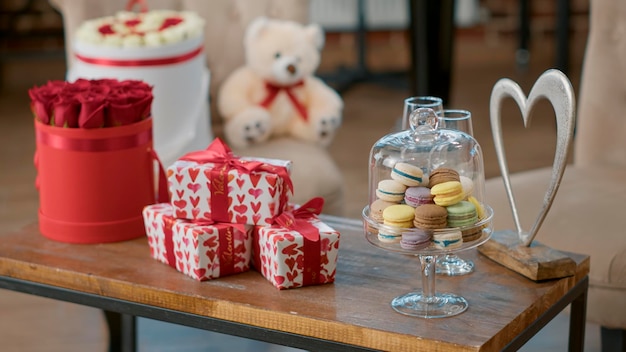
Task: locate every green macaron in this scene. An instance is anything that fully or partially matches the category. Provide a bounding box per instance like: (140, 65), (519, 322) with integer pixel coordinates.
(446, 200), (478, 228)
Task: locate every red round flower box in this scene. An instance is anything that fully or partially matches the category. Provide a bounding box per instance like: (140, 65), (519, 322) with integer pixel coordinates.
(34, 117), (160, 243)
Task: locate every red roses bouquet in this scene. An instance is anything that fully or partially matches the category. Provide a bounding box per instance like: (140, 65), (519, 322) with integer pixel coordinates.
(31, 78), (168, 244)
(28, 78), (153, 128)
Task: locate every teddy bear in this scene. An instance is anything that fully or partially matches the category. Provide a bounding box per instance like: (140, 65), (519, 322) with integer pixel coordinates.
(217, 16), (343, 149)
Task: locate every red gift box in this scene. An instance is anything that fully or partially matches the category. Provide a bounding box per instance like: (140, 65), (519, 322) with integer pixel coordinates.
(143, 203), (253, 281)
(252, 198), (341, 289)
(167, 138), (293, 226)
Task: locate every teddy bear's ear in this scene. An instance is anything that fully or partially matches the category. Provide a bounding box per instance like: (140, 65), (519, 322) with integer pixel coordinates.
(305, 23), (325, 51)
(245, 16), (270, 46)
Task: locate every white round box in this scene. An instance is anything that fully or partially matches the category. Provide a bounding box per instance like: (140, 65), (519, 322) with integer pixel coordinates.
(67, 35), (212, 167)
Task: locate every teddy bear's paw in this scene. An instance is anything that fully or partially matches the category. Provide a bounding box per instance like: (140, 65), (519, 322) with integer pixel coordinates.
(315, 115), (342, 146)
(224, 108), (272, 149)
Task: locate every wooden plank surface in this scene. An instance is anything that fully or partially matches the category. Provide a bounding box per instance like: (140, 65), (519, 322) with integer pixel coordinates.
(0, 217), (589, 352)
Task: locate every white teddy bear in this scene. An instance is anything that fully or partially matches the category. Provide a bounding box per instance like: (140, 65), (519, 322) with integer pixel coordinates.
(217, 16), (343, 149)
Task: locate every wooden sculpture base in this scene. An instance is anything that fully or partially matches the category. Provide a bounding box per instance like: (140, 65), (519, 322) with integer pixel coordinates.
(478, 230), (577, 281)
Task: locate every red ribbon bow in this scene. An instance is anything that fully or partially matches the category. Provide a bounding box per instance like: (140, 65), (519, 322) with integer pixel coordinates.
(272, 197), (325, 241)
(259, 80), (308, 121)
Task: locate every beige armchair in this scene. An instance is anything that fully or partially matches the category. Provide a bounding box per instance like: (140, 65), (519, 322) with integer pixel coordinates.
(484, 0), (626, 349)
(49, 0), (345, 216)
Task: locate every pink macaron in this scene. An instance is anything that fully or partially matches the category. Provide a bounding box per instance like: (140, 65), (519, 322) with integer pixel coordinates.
(404, 186), (434, 207)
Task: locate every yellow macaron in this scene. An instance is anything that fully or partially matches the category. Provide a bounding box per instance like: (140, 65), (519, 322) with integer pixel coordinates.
(383, 204), (415, 228)
(430, 181), (464, 206)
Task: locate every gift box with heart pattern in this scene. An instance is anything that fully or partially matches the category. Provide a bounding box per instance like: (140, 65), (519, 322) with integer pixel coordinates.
(143, 203), (253, 281)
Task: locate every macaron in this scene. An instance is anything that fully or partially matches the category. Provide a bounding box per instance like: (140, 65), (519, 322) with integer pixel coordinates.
(430, 181), (465, 206)
(383, 204), (416, 228)
(369, 199), (395, 223)
(459, 175), (474, 198)
(375, 179), (407, 203)
(428, 167), (460, 187)
(379, 204), (415, 243)
(413, 204), (448, 229)
(400, 228), (432, 250)
(432, 230), (463, 250)
(467, 196), (485, 219)
(446, 200), (478, 228)
(390, 162), (424, 187)
(404, 186), (434, 207)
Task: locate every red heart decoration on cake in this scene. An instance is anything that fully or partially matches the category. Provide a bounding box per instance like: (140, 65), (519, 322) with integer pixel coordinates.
(190, 196), (200, 208)
(187, 183), (201, 193)
(234, 204), (247, 214)
(173, 199), (187, 209)
(188, 168), (200, 182)
(248, 188), (263, 199)
(251, 201), (261, 213)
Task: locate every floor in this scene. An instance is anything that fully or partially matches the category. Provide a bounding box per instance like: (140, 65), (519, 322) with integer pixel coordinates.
(0, 11), (602, 352)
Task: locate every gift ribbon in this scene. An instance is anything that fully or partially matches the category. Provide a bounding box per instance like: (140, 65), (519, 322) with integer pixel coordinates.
(74, 46), (203, 67)
(259, 80), (308, 121)
(163, 214), (176, 267)
(180, 138), (293, 222)
(272, 197), (325, 286)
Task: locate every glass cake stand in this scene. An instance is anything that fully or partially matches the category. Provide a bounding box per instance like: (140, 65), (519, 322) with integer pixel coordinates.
(362, 204), (493, 318)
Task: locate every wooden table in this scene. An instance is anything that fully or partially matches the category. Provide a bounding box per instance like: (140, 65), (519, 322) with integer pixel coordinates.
(0, 216), (589, 352)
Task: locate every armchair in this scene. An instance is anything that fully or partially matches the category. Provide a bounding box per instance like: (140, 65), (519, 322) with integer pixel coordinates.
(484, 0), (626, 349)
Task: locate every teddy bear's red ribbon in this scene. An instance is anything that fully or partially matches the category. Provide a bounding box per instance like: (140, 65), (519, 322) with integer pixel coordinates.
(271, 197), (325, 286)
(179, 138), (293, 222)
(259, 80), (308, 121)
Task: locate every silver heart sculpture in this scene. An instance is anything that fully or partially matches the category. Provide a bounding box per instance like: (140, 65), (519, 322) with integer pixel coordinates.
(490, 69), (576, 247)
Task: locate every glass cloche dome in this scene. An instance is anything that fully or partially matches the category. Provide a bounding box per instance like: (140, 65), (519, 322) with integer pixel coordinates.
(362, 108), (493, 255)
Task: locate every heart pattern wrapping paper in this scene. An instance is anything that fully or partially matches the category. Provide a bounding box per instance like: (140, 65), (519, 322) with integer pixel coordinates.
(143, 203), (253, 281)
(167, 158), (292, 226)
(253, 217), (341, 290)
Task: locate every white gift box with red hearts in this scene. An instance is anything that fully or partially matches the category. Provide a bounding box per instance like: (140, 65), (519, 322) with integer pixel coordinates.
(142, 203), (253, 281)
(167, 154), (292, 226)
(252, 216), (340, 290)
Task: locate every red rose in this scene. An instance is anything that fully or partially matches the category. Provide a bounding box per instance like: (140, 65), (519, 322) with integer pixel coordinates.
(28, 84), (63, 124)
(51, 92), (80, 128)
(28, 79), (153, 128)
(107, 87), (153, 126)
(77, 90), (108, 129)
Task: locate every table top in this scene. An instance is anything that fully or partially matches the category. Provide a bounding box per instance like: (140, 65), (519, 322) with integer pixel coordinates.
(0, 216), (589, 352)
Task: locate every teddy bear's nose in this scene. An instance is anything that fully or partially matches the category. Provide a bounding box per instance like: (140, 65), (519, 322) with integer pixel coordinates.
(286, 64), (297, 75)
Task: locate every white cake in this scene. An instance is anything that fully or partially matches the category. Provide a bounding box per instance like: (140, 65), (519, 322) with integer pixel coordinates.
(68, 10), (211, 166)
